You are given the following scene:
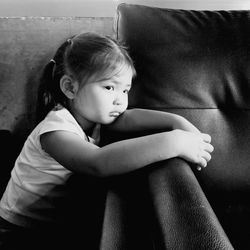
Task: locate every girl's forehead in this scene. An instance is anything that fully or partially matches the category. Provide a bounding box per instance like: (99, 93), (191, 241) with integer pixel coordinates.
(112, 66), (133, 79)
(79, 64), (133, 88)
(106, 67), (133, 86)
(96, 65), (133, 83)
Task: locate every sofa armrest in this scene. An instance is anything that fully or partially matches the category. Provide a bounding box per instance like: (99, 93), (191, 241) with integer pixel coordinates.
(99, 158), (233, 250)
(147, 159), (233, 249)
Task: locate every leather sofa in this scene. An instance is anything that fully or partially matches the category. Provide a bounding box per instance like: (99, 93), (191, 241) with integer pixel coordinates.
(1, 3), (250, 250)
(106, 3), (250, 249)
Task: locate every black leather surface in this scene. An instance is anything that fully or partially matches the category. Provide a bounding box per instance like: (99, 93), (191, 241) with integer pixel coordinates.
(116, 5), (250, 196)
(99, 159), (233, 249)
(147, 159), (232, 249)
(115, 3), (250, 249)
(117, 5), (250, 109)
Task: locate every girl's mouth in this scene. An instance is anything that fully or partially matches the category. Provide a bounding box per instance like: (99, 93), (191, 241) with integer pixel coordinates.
(109, 112), (121, 117)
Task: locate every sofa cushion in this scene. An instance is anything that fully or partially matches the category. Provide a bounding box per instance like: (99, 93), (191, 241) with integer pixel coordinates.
(117, 5), (250, 109)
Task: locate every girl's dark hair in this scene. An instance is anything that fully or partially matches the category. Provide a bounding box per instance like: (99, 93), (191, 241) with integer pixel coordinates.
(36, 32), (136, 123)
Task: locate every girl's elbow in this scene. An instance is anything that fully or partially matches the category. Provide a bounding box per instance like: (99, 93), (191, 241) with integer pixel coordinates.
(67, 157), (106, 178)
(88, 159), (110, 178)
(91, 166), (107, 178)
(92, 159), (120, 178)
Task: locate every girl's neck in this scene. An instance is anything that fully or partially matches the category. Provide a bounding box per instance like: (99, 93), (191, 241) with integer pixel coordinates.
(68, 107), (96, 135)
(55, 104), (95, 132)
(75, 113), (95, 133)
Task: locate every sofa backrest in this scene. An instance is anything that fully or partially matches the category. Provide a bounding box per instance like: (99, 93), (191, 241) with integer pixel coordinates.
(0, 17), (113, 141)
(116, 4), (250, 204)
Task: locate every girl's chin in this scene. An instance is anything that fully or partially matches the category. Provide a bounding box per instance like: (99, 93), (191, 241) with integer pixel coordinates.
(100, 116), (117, 125)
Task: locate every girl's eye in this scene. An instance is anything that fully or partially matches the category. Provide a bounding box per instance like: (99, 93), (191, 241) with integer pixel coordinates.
(123, 89), (129, 94)
(105, 86), (114, 91)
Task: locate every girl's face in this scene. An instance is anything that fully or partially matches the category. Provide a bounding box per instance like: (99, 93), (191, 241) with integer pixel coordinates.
(70, 66), (133, 129)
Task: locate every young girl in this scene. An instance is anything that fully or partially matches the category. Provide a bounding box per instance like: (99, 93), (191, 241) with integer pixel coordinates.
(0, 32), (213, 249)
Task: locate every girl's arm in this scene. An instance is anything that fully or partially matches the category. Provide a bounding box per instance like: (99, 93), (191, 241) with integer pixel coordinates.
(107, 108), (200, 134)
(40, 129), (213, 177)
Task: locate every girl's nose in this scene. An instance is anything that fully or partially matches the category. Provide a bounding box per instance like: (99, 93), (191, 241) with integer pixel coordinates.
(113, 95), (123, 105)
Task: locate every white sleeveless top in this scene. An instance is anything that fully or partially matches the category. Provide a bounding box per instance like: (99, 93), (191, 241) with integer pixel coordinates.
(0, 108), (99, 228)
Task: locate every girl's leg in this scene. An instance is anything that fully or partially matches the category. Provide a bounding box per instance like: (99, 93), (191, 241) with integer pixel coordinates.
(0, 216), (49, 250)
(0, 216), (25, 250)
(0, 216), (71, 250)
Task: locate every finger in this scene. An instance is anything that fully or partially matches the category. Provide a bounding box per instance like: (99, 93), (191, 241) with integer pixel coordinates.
(201, 151), (211, 162)
(201, 133), (211, 143)
(198, 156), (207, 168)
(197, 165), (202, 171)
(203, 142), (214, 153)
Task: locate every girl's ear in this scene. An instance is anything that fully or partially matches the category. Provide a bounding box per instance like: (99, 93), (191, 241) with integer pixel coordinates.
(60, 75), (79, 99)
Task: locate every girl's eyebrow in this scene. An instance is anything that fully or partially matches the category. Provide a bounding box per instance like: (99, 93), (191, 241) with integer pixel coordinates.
(117, 82), (132, 89)
(97, 78), (131, 88)
(112, 79), (131, 87)
(107, 79), (131, 88)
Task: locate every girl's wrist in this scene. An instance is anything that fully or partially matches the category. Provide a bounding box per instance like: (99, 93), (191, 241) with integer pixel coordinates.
(165, 129), (182, 158)
(173, 116), (200, 134)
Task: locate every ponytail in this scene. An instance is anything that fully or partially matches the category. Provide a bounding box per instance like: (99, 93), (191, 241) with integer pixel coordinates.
(36, 60), (57, 123)
(36, 40), (70, 124)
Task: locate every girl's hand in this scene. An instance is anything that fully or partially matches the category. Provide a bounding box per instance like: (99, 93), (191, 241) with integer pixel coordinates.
(173, 129), (214, 169)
